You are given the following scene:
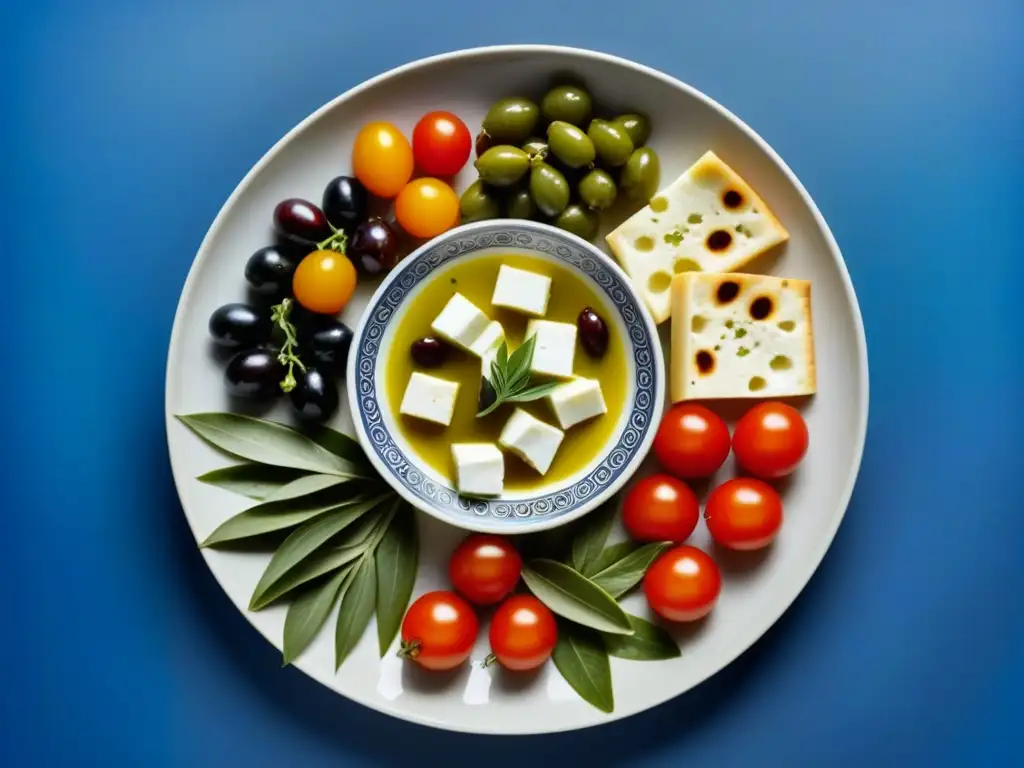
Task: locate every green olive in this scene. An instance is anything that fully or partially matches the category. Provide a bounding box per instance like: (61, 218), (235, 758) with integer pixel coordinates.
(540, 85), (593, 126)
(587, 119), (634, 167)
(459, 180), (501, 222)
(613, 113), (651, 146)
(505, 188), (537, 220)
(474, 145), (530, 187)
(620, 147), (661, 203)
(482, 97), (540, 143)
(578, 169), (617, 210)
(546, 121), (596, 169)
(521, 137), (548, 159)
(554, 204), (600, 241)
(529, 162), (570, 218)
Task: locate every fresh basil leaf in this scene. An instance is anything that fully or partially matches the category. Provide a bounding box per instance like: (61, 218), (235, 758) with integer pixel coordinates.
(603, 614), (681, 661)
(282, 566), (350, 665)
(552, 621), (614, 713)
(572, 500), (618, 575)
(586, 540), (638, 577)
(196, 464), (308, 500)
(262, 473), (350, 503)
(307, 425), (370, 468)
(508, 381), (560, 403)
(521, 559), (633, 635)
(335, 556), (377, 669)
(590, 542), (672, 599)
(374, 504), (418, 656)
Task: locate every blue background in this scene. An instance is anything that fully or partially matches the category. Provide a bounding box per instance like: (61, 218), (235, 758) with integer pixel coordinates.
(3, 0), (1022, 765)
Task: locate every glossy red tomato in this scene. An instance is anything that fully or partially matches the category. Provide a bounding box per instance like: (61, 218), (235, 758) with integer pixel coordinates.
(644, 546), (721, 622)
(622, 474), (700, 543)
(488, 595), (557, 671)
(653, 403), (731, 478)
(412, 111), (472, 176)
(400, 591), (479, 671)
(448, 534), (522, 605)
(704, 477), (783, 550)
(732, 402), (809, 479)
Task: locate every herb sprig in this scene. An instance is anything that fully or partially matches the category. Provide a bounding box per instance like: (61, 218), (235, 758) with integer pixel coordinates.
(476, 336), (560, 417)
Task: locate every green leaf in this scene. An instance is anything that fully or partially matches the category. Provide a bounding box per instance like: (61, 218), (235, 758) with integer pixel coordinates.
(603, 614), (681, 661)
(586, 540), (639, 576)
(262, 473), (351, 503)
(282, 566), (350, 665)
(496, 340), (509, 371)
(551, 621), (614, 713)
(177, 413), (369, 477)
(571, 500), (618, 575)
(507, 381), (560, 403)
(375, 504), (419, 656)
(197, 464), (308, 500)
(590, 542), (672, 599)
(490, 353), (506, 391)
(506, 333), (536, 381)
(335, 556), (377, 669)
(250, 542), (364, 610)
(308, 425), (370, 468)
(521, 559), (633, 635)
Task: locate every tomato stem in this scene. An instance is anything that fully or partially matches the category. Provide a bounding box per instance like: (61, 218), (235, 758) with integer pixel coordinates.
(481, 653), (497, 669)
(397, 639), (420, 660)
(270, 298), (306, 393)
(317, 228), (348, 253)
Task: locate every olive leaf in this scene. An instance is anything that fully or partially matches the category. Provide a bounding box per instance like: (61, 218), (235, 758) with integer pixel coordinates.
(552, 621), (614, 713)
(250, 542), (364, 611)
(282, 566), (351, 665)
(308, 425), (371, 469)
(262, 473), (352, 503)
(571, 499), (618, 575)
(335, 556), (377, 669)
(603, 614), (681, 661)
(197, 464), (308, 500)
(476, 337), (561, 417)
(521, 559), (633, 635)
(585, 540), (638, 576)
(374, 504), (419, 656)
(589, 542), (672, 599)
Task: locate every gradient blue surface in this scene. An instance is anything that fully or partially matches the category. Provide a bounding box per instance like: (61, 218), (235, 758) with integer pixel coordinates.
(3, 0), (1022, 765)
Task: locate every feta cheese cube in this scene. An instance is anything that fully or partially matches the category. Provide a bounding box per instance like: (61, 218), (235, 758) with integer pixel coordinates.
(431, 293), (491, 351)
(399, 372), (460, 426)
(547, 378), (607, 429)
(499, 408), (565, 475)
(451, 443), (504, 496)
(491, 264), (552, 317)
(468, 321), (505, 358)
(525, 320), (577, 379)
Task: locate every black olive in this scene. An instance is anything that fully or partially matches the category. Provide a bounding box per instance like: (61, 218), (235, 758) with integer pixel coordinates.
(478, 375), (497, 412)
(290, 367), (339, 423)
(273, 198), (332, 245)
(244, 244), (304, 298)
(410, 337), (450, 367)
(322, 176), (369, 231)
(225, 348), (283, 399)
(307, 319), (353, 373)
(349, 217), (399, 275)
(209, 303), (272, 349)
(577, 306), (609, 357)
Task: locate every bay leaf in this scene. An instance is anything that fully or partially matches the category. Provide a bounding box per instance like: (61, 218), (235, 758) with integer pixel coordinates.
(603, 614), (681, 661)
(196, 464), (307, 500)
(375, 504), (418, 655)
(250, 543), (364, 611)
(585, 540), (638, 576)
(263, 473), (350, 503)
(521, 559), (633, 635)
(551, 621), (614, 713)
(308, 425), (370, 468)
(590, 541), (672, 599)
(335, 555), (377, 669)
(571, 499), (618, 575)
(282, 566), (350, 665)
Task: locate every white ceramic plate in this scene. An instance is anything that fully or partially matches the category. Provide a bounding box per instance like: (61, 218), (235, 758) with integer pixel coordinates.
(165, 45), (868, 735)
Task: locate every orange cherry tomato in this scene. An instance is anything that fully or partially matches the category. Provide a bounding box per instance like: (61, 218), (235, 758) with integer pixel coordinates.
(352, 121), (413, 198)
(704, 477), (783, 551)
(400, 591), (479, 671)
(394, 178), (460, 239)
(622, 474), (700, 544)
(412, 111), (472, 176)
(488, 595), (557, 671)
(644, 546), (721, 622)
(448, 534), (522, 606)
(732, 402), (809, 479)
(653, 403), (731, 479)
(291, 250), (357, 314)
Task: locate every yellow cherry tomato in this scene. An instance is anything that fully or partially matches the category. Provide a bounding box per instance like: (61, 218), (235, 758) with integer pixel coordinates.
(394, 178), (460, 239)
(352, 122), (414, 198)
(292, 250), (357, 314)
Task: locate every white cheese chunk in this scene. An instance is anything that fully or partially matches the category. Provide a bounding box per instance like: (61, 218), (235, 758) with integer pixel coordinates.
(525, 320), (577, 379)
(491, 264), (552, 317)
(670, 272), (816, 401)
(606, 151), (789, 324)
(399, 372), (460, 426)
(547, 377), (607, 429)
(468, 320), (505, 358)
(431, 293), (491, 351)
(451, 442), (504, 496)
(498, 408), (564, 475)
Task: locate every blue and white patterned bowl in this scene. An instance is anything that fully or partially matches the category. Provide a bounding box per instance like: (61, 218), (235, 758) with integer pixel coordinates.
(347, 219), (665, 533)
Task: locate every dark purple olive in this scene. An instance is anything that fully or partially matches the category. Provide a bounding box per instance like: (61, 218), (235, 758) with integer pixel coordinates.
(209, 303), (272, 348)
(290, 367), (339, 423)
(577, 306), (609, 357)
(273, 198), (333, 245)
(322, 176), (369, 231)
(349, 217), (399, 275)
(410, 336), (450, 367)
(307, 319), (353, 373)
(244, 244), (303, 297)
(225, 348), (283, 399)
(475, 130), (494, 157)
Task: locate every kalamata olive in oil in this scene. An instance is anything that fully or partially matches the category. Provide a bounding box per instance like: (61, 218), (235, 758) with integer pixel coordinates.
(290, 367), (339, 423)
(322, 176), (369, 230)
(410, 336), (451, 368)
(577, 307), (609, 357)
(307, 318), (353, 373)
(209, 303), (272, 349)
(244, 244), (302, 298)
(273, 198), (333, 245)
(349, 217), (399, 275)
(225, 348), (284, 399)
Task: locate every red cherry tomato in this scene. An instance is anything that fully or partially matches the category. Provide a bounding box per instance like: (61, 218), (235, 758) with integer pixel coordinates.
(644, 546), (721, 622)
(732, 402), (809, 479)
(448, 534), (522, 606)
(622, 474), (700, 544)
(400, 591), (479, 671)
(653, 403), (731, 478)
(412, 111), (472, 177)
(705, 477), (783, 551)
(488, 595), (557, 671)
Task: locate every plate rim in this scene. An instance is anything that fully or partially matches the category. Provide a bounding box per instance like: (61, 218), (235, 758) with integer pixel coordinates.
(164, 43), (870, 735)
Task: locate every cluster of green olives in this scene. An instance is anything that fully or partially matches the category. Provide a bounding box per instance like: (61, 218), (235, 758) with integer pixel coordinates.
(461, 84), (661, 241)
